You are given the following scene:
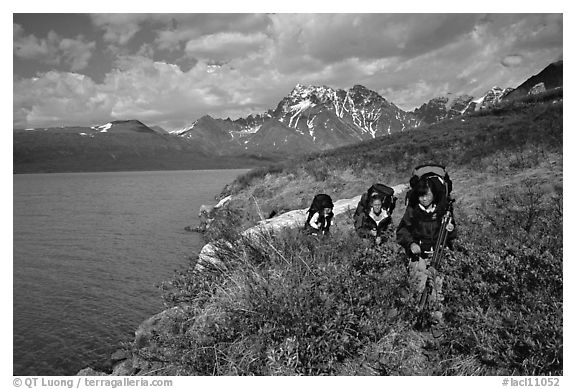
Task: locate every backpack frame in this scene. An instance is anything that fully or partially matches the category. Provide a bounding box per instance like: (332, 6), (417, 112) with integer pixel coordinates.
(353, 183), (397, 228)
(304, 193), (334, 229)
(405, 164), (453, 206)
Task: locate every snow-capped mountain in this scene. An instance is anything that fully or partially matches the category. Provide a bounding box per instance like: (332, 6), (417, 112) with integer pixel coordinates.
(231, 113), (271, 134)
(412, 87), (515, 125)
(178, 84), (420, 156)
(175, 71), (563, 157)
(468, 87), (514, 111)
(410, 61), (562, 127)
(412, 94), (475, 125)
(273, 84), (418, 141)
(181, 81), (547, 156)
(15, 60), (563, 172)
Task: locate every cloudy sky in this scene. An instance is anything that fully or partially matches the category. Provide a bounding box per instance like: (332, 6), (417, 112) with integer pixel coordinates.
(13, 12), (563, 131)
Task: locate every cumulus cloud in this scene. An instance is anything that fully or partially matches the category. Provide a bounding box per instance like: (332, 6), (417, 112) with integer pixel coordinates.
(59, 38), (96, 71)
(13, 14), (563, 129)
(136, 43), (155, 58)
(14, 24), (60, 63)
(90, 14), (149, 45)
(13, 71), (110, 128)
(13, 24), (96, 71)
(14, 48), (299, 129)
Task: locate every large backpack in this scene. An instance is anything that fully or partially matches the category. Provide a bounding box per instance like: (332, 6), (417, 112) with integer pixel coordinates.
(405, 164), (452, 206)
(353, 184), (396, 228)
(304, 193), (334, 231)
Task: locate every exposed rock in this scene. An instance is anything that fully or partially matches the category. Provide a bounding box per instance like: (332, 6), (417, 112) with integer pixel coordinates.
(111, 359), (135, 376)
(77, 367), (108, 376)
(529, 82), (546, 95)
(111, 349), (131, 362)
(193, 195), (233, 233)
(134, 306), (190, 349)
(77, 306), (190, 377)
(215, 195), (232, 208)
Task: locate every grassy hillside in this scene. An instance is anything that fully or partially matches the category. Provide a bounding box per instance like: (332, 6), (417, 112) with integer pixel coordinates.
(125, 92), (562, 376)
(216, 89), (562, 228)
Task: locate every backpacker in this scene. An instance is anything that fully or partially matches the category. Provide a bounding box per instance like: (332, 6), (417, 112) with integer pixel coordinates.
(405, 164), (452, 206)
(353, 183), (397, 229)
(304, 193), (334, 233)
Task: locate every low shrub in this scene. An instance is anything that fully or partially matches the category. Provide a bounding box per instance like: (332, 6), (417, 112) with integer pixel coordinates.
(156, 226), (412, 375)
(153, 151), (562, 376)
(228, 163), (287, 193)
(303, 162), (330, 182)
(437, 180), (563, 375)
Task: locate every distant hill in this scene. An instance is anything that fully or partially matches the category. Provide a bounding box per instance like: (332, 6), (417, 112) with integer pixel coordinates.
(504, 60), (563, 100)
(13, 120), (277, 173)
(90, 119), (158, 134)
(150, 125), (169, 134)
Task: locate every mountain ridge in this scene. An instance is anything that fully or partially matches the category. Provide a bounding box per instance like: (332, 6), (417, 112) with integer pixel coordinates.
(14, 60), (563, 173)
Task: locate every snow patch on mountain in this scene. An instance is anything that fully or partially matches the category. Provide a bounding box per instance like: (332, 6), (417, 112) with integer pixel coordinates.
(91, 123), (112, 133)
(170, 83), (420, 156)
(290, 99), (315, 113)
(306, 116), (316, 140)
(471, 87), (512, 110)
(239, 125), (261, 134)
(170, 128), (191, 135)
(171, 120), (197, 136)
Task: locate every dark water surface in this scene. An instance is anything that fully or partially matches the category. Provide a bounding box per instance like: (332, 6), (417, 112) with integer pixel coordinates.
(13, 169), (247, 375)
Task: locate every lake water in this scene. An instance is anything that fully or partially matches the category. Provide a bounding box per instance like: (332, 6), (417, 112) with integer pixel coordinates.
(13, 169), (248, 376)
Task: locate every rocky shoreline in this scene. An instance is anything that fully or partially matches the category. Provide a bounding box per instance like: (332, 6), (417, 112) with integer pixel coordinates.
(78, 307), (189, 376)
(78, 184), (409, 376)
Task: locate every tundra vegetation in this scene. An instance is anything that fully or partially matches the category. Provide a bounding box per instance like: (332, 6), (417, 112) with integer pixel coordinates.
(137, 90), (562, 375)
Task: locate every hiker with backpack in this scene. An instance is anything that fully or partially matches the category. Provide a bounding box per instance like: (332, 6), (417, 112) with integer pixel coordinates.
(304, 193), (334, 236)
(356, 195), (391, 246)
(354, 184), (396, 246)
(396, 164), (456, 325)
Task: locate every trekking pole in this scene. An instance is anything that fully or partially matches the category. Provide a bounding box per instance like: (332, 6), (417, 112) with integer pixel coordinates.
(432, 199), (454, 268)
(417, 199), (455, 313)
